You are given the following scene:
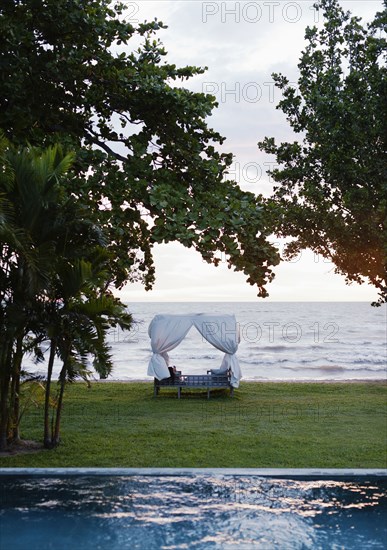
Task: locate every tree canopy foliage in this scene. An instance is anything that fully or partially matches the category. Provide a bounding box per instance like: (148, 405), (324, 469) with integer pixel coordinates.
(0, 0), (280, 297)
(0, 0), (283, 451)
(259, 0), (387, 304)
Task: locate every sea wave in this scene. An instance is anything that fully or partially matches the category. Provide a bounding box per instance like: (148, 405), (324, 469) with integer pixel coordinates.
(241, 357), (290, 365)
(351, 358), (387, 365)
(249, 345), (304, 352)
(281, 364), (386, 373)
(187, 354), (220, 360)
(282, 365), (348, 373)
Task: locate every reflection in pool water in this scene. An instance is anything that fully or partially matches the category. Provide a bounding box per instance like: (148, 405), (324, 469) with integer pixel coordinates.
(1, 476), (386, 549)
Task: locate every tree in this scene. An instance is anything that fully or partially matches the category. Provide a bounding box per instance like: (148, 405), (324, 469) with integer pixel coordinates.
(0, 0), (280, 297)
(0, 138), (78, 449)
(42, 261), (132, 448)
(259, 0), (386, 304)
(0, 138), (132, 450)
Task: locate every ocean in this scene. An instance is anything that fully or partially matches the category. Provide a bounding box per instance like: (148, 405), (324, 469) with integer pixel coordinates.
(26, 302), (386, 382)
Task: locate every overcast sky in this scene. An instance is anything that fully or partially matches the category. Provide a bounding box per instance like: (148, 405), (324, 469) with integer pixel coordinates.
(116, 0), (383, 303)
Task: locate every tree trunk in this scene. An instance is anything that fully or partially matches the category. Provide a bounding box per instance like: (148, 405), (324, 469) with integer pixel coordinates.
(44, 339), (56, 448)
(0, 374), (10, 451)
(9, 334), (23, 443)
(0, 344), (12, 451)
(10, 372), (20, 442)
(52, 362), (67, 447)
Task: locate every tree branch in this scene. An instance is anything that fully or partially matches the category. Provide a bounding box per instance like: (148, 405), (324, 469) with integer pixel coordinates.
(85, 130), (131, 163)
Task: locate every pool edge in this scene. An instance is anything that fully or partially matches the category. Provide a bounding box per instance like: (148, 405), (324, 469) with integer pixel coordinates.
(0, 467), (386, 479)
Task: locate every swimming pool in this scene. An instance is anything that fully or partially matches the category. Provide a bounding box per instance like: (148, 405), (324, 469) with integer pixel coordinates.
(1, 469), (386, 549)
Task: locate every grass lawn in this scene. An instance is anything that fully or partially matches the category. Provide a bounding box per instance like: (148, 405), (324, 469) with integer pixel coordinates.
(1, 381), (386, 468)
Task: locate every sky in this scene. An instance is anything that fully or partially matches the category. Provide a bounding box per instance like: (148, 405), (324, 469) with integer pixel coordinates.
(116, 0), (383, 303)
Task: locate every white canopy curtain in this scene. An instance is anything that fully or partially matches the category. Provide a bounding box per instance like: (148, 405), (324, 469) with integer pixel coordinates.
(147, 313), (242, 388)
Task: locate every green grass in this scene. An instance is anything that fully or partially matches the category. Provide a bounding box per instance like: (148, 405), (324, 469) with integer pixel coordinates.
(1, 382), (386, 468)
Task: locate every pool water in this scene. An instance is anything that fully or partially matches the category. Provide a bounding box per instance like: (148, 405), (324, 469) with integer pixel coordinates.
(1, 475), (386, 549)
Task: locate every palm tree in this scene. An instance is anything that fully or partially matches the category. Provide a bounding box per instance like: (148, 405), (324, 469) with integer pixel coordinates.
(43, 258), (132, 448)
(0, 136), (133, 450)
(0, 138), (76, 448)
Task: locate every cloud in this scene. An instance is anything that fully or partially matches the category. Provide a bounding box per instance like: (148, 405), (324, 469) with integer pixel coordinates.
(117, 242), (378, 303)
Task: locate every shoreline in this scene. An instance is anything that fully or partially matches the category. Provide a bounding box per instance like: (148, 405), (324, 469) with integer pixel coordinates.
(93, 378), (387, 384)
